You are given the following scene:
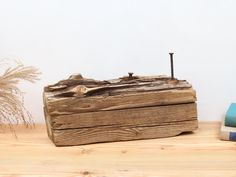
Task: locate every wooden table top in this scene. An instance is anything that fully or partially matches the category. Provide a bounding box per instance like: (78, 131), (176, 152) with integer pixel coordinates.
(0, 122), (235, 177)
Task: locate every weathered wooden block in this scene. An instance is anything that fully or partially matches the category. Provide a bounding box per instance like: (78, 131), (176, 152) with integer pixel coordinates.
(43, 74), (198, 146)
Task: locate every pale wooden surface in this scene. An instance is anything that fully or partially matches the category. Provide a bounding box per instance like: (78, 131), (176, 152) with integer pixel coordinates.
(0, 122), (236, 177)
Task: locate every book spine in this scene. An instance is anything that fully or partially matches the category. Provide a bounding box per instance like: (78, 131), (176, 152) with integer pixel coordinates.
(229, 132), (236, 141)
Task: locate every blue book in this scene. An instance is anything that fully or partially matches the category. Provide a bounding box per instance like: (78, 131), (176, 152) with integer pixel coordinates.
(220, 118), (236, 141)
(225, 103), (236, 127)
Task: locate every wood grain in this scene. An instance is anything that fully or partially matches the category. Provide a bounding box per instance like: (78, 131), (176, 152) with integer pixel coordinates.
(44, 75), (190, 95)
(52, 120), (198, 146)
(50, 103), (197, 129)
(44, 89), (196, 115)
(46, 103), (198, 146)
(43, 74), (195, 115)
(0, 123), (236, 177)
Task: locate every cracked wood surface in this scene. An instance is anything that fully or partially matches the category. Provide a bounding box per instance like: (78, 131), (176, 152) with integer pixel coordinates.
(44, 74), (196, 115)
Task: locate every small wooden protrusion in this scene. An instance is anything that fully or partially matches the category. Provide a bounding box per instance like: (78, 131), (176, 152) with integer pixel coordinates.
(69, 73), (83, 80)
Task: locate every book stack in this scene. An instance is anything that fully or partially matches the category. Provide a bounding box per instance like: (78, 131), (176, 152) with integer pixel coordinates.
(220, 103), (236, 141)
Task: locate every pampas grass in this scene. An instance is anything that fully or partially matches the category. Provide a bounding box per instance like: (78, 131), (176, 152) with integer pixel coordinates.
(0, 60), (40, 129)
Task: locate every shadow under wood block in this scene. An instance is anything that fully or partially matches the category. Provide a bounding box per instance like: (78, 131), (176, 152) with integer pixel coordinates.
(43, 74), (198, 146)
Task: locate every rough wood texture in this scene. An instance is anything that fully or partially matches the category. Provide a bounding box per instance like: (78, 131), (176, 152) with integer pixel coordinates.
(1, 123), (236, 177)
(44, 74), (196, 115)
(50, 103), (197, 129)
(44, 89), (196, 115)
(43, 74), (198, 146)
(53, 120), (198, 146)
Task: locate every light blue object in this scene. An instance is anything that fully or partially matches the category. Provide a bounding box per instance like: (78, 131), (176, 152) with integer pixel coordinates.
(225, 103), (236, 127)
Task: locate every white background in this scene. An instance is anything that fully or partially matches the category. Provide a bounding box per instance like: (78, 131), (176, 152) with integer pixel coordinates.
(0, 0), (236, 123)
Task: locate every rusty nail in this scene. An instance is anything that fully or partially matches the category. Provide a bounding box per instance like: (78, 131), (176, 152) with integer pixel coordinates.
(169, 53), (174, 79)
(128, 72), (134, 78)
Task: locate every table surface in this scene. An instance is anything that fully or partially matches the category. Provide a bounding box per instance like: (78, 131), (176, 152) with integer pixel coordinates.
(0, 122), (235, 177)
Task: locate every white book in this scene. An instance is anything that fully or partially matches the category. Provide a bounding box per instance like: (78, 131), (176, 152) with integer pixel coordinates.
(220, 118), (236, 141)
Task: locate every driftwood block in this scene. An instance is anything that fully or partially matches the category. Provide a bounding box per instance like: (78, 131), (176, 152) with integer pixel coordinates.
(43, 74), (198, 146)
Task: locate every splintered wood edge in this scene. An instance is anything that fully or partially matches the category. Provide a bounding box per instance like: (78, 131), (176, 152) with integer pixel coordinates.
(44, 74), (192, 97)
(44, 75), (174, 92)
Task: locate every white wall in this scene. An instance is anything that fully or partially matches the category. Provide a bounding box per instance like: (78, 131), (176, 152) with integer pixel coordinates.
(1, 0), (236, 123)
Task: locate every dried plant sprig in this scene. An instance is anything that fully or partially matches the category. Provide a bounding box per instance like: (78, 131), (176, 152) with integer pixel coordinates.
(0, 61), (40, 128)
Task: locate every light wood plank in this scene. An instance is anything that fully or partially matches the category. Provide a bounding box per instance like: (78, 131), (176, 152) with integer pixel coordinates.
(1, 123), (236, 177)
